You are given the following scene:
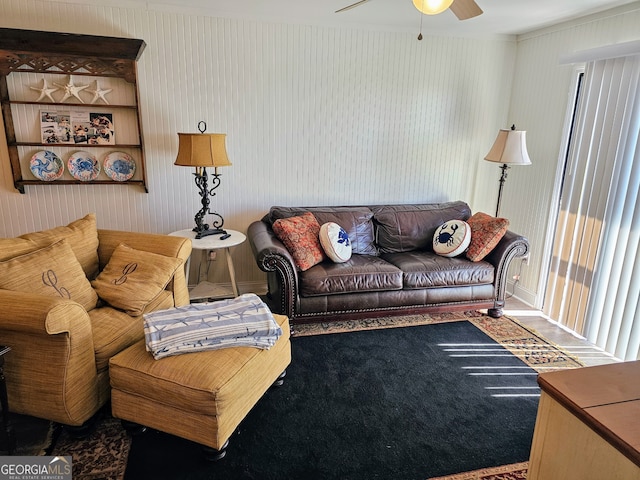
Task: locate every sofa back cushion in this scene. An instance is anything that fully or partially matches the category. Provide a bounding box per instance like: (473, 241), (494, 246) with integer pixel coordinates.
(268, 206), (377, 256)
(371, 201), (471, 254)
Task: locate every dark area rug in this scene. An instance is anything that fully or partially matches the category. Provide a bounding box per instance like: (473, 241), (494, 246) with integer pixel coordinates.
(123, 318), (567, 480)
(0, 413), (53, 456)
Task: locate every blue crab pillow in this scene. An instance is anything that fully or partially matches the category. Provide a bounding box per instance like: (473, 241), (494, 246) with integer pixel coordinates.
(433, 220), (471, 257)
(319, 222), (352, 263)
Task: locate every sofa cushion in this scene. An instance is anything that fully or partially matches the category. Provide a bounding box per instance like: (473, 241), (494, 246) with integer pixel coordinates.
(466, 212), (509, 262)
(272, 212), (326, 271)
(89, 291), (174, 372)
(382, 251), (494, 289)
(19, 213), (100, 279)
(91, 244), (183, 316)
(269, 206), (377, 255)
(299, 254), (403, 296)
(0, 239), (98, 311)
(372, 201), (471, 254)
(319, 222), (352, 263)
(433, 220), (472, 257)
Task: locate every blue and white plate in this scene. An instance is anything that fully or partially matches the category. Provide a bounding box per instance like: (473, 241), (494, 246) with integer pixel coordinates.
(103, 152), (135, 181)
(68, 151), (99, 181)
(30, 150), (64, 181)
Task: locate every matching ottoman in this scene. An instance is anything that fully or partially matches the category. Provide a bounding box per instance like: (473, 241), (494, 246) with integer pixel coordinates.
(109, 313), (291, 458)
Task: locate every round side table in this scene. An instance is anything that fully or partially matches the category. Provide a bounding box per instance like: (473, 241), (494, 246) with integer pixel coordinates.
(169, 229), (246, 301)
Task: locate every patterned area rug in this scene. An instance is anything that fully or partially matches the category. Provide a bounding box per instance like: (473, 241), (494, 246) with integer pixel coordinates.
(293, 310), (485, 336)
(427, 462), (529, 480)
(293, 311), (584, 372)
(51, 413), (131, 480)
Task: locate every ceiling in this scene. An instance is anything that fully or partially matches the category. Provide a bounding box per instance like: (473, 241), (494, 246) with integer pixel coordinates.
(137, 0), (639, 37)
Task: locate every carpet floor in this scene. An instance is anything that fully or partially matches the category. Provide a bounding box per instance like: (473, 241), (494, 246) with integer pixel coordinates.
(19, 313), (582, 479)
(122, 313), (582, 480)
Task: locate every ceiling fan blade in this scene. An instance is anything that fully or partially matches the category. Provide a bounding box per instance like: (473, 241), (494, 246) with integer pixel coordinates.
(335, 0), (371, 13)
(449, 0), (483, 20)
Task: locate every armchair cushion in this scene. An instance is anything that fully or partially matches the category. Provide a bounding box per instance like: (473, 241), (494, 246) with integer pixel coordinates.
(20, 213), (100, 279)
(0, 237), (37, 262)
(0, 239), (98, 311)
(91, 244), (183, 316)
(89, 291), (174, 372)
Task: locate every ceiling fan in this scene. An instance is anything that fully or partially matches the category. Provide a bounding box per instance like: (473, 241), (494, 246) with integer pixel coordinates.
(335, 0), (483, 21)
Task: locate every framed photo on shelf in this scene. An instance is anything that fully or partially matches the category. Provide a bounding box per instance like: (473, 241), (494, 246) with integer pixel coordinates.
(40, 111), (73, 144)
(41, 110), (115, 145)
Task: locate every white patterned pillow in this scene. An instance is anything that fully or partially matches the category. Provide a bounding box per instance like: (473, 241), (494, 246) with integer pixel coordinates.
(433, 220), (471, 257)
(319, 222), (352, 263)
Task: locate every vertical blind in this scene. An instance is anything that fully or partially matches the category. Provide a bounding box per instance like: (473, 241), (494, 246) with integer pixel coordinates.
(582, 54), (640, 361)
(547, 46), (640, 361)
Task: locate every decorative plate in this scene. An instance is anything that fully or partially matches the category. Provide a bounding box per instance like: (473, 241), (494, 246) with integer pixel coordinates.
(68, 151), (100, 181)
(103, 152), (135, 181)
(30, 150), (64, 181)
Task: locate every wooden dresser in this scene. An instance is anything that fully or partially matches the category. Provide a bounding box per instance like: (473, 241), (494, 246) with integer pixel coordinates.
(528, 360), (640, 480)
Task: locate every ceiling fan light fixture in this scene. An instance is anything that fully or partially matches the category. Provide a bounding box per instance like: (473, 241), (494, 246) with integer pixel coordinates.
(412, 0), (455, 15)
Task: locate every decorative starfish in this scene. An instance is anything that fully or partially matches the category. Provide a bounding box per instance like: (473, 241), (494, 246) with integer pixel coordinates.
(54, 75), (89, 103)
(29, 78), (59, 102)
(86, 80), (113, 104)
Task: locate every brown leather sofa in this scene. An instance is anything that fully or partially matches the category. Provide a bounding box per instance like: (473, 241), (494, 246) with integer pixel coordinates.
(248, 201), (529, 326)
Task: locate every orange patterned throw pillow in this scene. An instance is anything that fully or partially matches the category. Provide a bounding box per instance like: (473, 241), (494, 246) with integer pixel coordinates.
(466, 212), (509, 262)
(273, 212), (326, 271)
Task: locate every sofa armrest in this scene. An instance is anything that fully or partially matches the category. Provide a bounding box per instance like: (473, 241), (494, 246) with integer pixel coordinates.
(484, 230), (530, 317)
(0, 290), (99, 425)
(97, 229), (192, 307)
(247, 220), (299, 318)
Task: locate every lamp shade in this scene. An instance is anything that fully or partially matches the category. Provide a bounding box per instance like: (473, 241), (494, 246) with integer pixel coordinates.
(484, 129), (532, 166)
(412, 0), (455, 15)
(174, 132), (232, 168)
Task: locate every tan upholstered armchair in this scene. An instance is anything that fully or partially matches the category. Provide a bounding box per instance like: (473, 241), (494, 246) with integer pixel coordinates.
(0, 214), (192, 427)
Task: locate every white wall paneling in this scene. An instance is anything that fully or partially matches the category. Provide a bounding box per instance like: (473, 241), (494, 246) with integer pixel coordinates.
(2, 0), (640, 302)
(0, 0), (515, 287)
(503, 1), (640, 308)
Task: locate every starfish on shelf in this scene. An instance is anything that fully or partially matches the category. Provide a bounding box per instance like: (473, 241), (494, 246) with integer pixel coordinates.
(29, 78), (59, 102)
(54, 75), (89, 103)
(87, 80), (113, 104)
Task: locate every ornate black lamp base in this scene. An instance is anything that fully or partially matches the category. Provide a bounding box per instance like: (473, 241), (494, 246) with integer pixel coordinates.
(194, 226), (226, 239)
(191, 167), (226, 239)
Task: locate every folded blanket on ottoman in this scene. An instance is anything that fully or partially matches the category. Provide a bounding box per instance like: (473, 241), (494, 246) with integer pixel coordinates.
(143, 293), (282, 359)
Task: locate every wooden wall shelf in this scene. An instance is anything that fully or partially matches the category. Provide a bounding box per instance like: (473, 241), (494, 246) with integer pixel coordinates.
(0, 28), (148, 193)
